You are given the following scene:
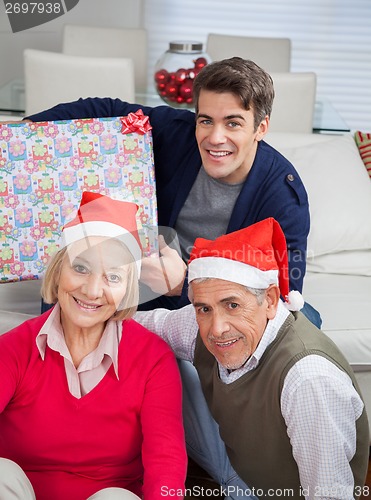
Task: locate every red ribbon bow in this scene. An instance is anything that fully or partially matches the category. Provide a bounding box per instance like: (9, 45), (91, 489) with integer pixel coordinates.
(120, 109), (152, 135)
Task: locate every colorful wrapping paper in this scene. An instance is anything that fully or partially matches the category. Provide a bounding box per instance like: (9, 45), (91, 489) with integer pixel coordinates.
(0, 112), (157, 283)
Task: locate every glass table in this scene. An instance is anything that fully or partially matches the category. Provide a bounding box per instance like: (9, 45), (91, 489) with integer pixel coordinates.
(312, 99), (350, 133)
(0, 78), (350, 133)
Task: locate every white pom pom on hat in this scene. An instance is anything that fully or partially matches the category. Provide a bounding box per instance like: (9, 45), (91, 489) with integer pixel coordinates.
(188, 217), (304, 311)
(285, 290), (305, 312)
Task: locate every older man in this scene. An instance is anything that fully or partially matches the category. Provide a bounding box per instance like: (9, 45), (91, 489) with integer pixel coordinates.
(136, 218), (369, 500)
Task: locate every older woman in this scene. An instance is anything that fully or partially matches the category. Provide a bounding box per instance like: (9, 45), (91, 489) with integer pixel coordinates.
(0, 192), (187, 500)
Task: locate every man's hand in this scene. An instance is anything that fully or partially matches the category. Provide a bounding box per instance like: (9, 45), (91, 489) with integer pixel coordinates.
(140, 235), (187, 296)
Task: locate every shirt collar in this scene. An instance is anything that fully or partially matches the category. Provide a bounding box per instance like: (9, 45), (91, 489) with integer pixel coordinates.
(36, 303), (121, 379)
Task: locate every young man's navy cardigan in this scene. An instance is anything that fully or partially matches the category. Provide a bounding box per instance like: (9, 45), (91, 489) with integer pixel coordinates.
(28, 98), (310, 309)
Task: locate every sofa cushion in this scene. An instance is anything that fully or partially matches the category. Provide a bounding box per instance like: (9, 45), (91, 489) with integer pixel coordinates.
(0, 310), (36, 335)
(0, 280), (40, 334)
(266, 133), (371, 269)
(0, 280), (41, 316)
(303, 272), (371, 367)
(305, 249), (371, 276)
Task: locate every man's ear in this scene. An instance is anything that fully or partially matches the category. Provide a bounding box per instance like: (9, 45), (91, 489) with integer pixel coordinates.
(255, 116), (269, 141)
(265, 284), (280, 320)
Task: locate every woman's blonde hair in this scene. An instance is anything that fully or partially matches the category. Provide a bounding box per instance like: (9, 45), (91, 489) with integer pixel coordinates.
(41, 242), (139, 321)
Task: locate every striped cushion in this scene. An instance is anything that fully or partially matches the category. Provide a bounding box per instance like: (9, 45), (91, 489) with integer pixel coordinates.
(354, 131), (371, 179)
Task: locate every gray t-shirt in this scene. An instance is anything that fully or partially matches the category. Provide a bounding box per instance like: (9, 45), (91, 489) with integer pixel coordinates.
(175, 166), (243, 260)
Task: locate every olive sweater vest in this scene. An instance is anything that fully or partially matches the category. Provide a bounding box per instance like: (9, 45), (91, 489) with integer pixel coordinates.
(194, 311), (369, 499)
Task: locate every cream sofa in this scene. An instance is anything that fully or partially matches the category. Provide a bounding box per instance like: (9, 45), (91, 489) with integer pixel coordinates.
(1, 131), (370, 435)
(267, 132), (371, 439)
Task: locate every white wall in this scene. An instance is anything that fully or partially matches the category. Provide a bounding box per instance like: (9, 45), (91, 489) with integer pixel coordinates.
(0, 0), (143, 87)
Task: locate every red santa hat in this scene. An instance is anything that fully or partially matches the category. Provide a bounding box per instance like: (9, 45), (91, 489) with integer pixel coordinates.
(61, 192), (142, 275)
(188, 217), (304, 311)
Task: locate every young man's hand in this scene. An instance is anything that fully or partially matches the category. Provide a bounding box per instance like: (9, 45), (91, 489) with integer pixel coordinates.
(140, 236), (187, 296)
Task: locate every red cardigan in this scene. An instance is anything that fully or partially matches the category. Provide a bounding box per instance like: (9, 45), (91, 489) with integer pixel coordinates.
(0, 313), (187, 500)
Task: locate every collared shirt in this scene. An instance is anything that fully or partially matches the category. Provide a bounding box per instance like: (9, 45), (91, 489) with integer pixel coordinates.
(135, 302), (364, 499)
(36, 304), (121, 398)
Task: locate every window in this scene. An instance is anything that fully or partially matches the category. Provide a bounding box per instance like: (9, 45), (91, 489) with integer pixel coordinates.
(144, 0), (371, 131)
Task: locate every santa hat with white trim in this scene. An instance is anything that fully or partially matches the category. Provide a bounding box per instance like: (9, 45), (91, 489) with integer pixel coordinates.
(61, 191), (142, 275)
(188, 217), (304, 311)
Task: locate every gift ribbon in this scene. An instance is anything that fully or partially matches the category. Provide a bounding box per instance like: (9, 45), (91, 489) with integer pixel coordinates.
(120, 109), (152, 135)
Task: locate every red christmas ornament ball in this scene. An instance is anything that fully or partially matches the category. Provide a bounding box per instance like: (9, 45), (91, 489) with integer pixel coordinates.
(175, 68), (187, 84)
(154, 69), (169, 84)
(194, 57), (208, 69)
(179, 79), (193, 99)
(164, 81), (179, 98)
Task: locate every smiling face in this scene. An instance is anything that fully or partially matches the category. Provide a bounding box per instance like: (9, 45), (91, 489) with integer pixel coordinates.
(195, 90), (269, 184)
(58, 236), (133, 336)
(191, 278), (279, 370)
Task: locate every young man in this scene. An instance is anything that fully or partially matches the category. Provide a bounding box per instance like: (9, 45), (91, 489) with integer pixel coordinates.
(26, 57), (317, 323)
(135, 218), (369, 500)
